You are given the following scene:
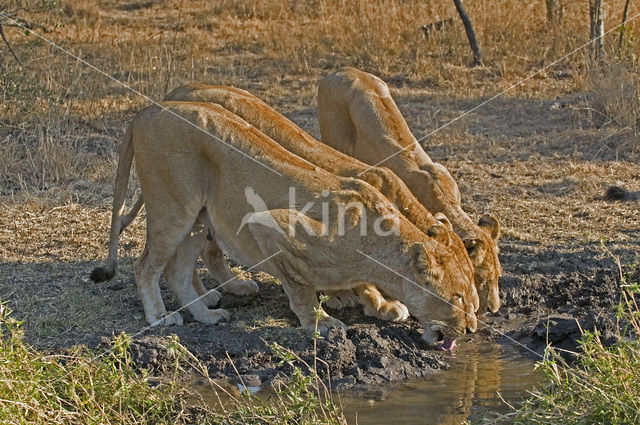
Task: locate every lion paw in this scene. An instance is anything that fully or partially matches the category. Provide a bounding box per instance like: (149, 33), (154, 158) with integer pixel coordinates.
(201, 289), (222, 307)
(223, 280), (259, 296)
(194, 308), (230, 325)
(364, 300), (410, 322)
(324, 290), (359, 310)
(149, 311), (184, 326)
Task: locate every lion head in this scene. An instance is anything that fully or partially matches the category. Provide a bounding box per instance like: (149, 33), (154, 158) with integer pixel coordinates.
(464, 214), (502, 314)
(404, 231), (479, 351)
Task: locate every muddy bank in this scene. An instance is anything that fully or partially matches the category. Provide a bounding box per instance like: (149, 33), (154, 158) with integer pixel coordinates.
(3, 228), (628, 392)
(495, 239), (623, 359)
(129, 322), (448, 392)
(121, 281), (450, 391)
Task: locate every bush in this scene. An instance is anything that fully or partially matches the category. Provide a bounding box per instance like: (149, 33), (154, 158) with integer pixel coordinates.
(0, 302), (201, 424)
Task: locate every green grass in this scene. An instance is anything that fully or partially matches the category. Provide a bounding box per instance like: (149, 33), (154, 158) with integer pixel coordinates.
(511, 255), (640, 425)
(0, 304), (200, 424)
(0, 300), (345, 425)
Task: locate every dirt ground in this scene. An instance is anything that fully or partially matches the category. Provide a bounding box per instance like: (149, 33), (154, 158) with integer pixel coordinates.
(3, 84), (639, 391)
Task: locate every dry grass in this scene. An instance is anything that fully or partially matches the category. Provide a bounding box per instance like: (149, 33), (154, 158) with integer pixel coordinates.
(511, 263), (640, 425)
(0, 0), (637, 265)
(3, 0), (639, 108)
(0, 0), (637, 204)
(586, 60), (640, 131)
(0, 5), (639, 421)
(0, 305), (346, 425)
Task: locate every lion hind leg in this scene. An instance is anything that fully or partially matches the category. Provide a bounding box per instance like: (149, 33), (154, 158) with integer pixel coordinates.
(324, 289), (359, 310)
(134, 244), (183, 326)
(164, 226), (229, 325)
(134, 205), (208, 327)
(192, 272), (221, 308)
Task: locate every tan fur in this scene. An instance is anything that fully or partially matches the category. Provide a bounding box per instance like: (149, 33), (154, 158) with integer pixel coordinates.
(164, 84), (475, 321)
(95, 101), (478, 343)
(318, 67), (502, 313)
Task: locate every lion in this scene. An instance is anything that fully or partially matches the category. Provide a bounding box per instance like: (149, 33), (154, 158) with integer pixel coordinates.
(318, 67), (502, 314)
(93, 100), (478, 349)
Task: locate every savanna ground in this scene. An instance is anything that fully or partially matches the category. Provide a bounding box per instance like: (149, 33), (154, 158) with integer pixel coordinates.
(1, 0), (640, 394)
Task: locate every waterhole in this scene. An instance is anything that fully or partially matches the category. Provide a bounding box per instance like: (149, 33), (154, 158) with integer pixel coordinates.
(194, 339), (541, 424)
(341, 341), (541, 424)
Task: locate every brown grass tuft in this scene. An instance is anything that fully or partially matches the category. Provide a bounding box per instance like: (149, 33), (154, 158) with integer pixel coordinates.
(586, 60), (640, 132)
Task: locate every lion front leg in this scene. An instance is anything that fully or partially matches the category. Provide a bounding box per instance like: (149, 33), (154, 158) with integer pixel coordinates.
(356, 283), (409, 322)
(247, 209), (345, 335)
(281, 277), (346, 334)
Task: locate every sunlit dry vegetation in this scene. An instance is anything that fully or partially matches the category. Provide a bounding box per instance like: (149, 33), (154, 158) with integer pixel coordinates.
(0, 302), (346, 424)
(0, 0), (638, 199)
(512, 254), (640, 425)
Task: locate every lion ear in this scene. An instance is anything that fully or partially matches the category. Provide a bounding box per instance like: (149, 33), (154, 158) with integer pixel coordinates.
(478, 214), (500, 241)
(409, 242), (443, 283)
(427, 223), (450, 246)
(433, 212), (453, 230)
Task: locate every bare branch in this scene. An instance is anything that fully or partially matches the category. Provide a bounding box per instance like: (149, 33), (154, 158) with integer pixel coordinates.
(619, 0), (632, 51)
(452, 0), (483, 66)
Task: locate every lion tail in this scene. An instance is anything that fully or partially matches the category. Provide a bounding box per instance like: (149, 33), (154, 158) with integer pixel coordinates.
(90, 125), (136, 282)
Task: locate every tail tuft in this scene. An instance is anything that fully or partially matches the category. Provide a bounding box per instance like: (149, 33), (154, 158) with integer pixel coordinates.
(605, 186), (627, 201)
(90, 266), (115, 282)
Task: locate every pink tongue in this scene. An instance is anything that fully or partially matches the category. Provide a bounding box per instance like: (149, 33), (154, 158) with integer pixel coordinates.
(436, 338), (456, 351)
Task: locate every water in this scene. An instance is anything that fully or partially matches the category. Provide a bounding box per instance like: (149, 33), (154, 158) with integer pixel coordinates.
(341, 341), (541, 425)
(194, 340), (541, 425)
